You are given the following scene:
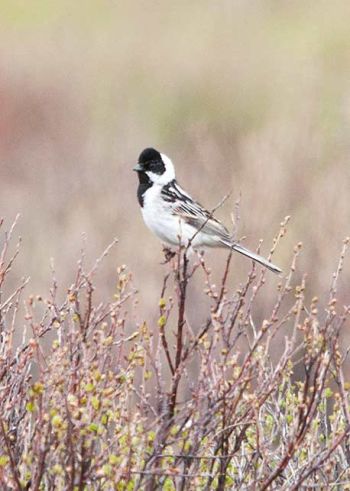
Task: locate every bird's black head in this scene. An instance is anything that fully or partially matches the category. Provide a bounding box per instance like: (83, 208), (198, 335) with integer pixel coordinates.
(134, 147), (165, 175)
(133, 148), (175, 191)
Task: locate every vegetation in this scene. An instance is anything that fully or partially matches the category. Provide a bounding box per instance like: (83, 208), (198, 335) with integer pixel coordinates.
(1, 217), (350, 490)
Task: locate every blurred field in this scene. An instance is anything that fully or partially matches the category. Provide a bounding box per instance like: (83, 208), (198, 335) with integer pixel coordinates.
(1, 0), (350, 321)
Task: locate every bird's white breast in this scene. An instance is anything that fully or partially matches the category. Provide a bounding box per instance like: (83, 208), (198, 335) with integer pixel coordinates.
(141, 184), (194, 246)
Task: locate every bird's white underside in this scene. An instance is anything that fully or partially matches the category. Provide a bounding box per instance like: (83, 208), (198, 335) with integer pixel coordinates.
(141, 183), (222, 248)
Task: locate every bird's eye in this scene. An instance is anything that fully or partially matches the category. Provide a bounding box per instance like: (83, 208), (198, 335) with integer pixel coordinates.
(146, 160), (164, 175)
(148, 161), (157, 171)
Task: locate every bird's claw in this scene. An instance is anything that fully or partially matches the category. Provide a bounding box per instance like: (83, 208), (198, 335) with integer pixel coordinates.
(161, 246), (176, 264)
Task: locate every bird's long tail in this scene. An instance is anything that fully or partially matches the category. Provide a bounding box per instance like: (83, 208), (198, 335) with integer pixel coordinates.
(227, 242), (282, 274)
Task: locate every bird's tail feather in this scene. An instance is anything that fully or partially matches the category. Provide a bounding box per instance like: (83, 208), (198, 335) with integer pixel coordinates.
(226, 242), (282, 274)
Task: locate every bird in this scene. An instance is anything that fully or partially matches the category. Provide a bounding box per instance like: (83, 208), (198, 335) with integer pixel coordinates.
(133, 147), (281, 274)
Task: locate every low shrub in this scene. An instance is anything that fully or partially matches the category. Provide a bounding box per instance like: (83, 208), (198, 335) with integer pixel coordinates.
(0, 217), (349, 490)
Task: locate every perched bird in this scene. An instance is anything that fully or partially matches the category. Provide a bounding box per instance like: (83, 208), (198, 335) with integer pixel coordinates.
(133, 148), (281, 274)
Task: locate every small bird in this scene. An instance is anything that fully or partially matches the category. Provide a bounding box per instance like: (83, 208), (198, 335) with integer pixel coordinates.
(133, 148), (281, 274)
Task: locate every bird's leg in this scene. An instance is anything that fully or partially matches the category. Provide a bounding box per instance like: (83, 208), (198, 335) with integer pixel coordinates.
(161, 245), (176, 264)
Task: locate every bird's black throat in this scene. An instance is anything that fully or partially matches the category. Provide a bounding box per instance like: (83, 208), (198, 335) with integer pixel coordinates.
(136, 171), (153, 207)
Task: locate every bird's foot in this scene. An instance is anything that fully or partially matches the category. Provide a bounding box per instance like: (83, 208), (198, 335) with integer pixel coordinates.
(161, 246), (176, 264)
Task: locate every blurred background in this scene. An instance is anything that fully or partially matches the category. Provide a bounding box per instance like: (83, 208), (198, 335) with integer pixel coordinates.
(1, 0), (350, 324)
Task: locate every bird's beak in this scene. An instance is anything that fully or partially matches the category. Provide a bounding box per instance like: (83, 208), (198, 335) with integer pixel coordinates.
(133, 163), (143, 172)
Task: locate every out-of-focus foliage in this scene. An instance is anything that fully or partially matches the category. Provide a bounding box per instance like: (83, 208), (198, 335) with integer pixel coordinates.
(0, 1), (350, 323)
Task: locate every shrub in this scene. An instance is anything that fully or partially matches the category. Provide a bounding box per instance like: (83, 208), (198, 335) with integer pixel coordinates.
(0, 217), (350, 490)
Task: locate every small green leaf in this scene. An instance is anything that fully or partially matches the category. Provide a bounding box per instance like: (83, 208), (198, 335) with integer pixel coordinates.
(84, 383), (94, 393)
(91, 396), (100, 410)
(0, 455), (9, 466)
(88, 423), (99, 433)
(324, 387), (333, 398)
(51, 415), (63, 428)
(102, 463), (112, 476)
(26, 401), (35, 413)
(109, 454), (119, 465)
